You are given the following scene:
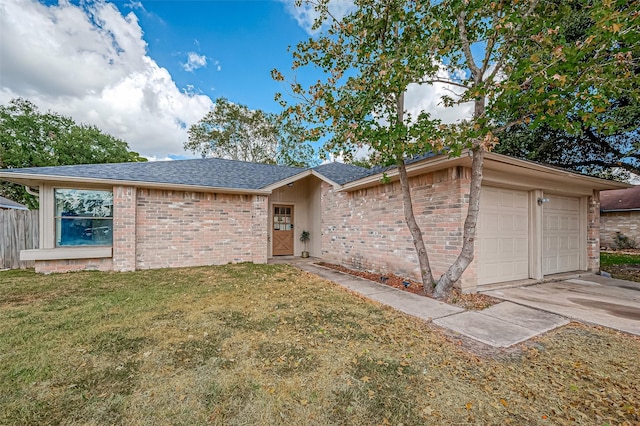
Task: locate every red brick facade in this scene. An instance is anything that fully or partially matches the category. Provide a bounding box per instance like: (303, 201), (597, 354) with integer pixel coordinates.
(32, 166), (605, 289)
(113, 185), (137, 271)
(135, 189), (267, 269)
(36, 187), (268, 273)
(587, 190), (601, 271)
(600, 211), (639, 249)
(320, 166), (476, 290)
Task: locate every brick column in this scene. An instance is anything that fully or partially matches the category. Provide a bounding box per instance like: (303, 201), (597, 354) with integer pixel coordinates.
(112, 185), (137, 271)
(252, 194), (268, 264)
(587, 190), (600, 272)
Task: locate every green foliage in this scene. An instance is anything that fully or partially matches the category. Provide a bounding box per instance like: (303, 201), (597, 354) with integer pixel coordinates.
(274, 0), (639, 161)
(184, 97), (318, 167)
(274, 0), (640, 297)
(0, 98), (146, 208)
(494, 0), (640, 178)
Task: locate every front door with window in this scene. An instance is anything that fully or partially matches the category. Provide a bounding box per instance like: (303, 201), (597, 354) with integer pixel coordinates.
(272, 205), (294, 256)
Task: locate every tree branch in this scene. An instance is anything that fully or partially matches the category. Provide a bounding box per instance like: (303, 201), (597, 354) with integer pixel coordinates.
(417, 78), (470, 89)
(457, 10), (481, 80)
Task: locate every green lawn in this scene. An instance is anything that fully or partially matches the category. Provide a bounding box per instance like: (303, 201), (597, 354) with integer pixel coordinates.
(601, 251), (640, 282)
(601, 252), (640, 268)
(1, 264), (638, 425)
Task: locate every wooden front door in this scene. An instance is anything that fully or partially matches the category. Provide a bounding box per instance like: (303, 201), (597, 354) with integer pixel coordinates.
(272, 205), (294, 256)
(273, 205), (294, 256)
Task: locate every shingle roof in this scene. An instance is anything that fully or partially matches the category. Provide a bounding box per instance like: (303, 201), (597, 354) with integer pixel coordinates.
(600, 185), (640, 211)
(312, 162), (377, 185)
(1, 158), (307, 190)
(311, 153), (440, 185)
(0, 195), (28, 210)
(0, 152), (448, 191)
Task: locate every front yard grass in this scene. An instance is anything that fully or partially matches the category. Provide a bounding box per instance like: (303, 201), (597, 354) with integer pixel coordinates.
(601, 251), (640, 282)
(1, 264), (639, 425)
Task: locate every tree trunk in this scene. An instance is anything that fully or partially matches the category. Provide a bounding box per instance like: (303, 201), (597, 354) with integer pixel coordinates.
(395, 91), (436, 294)
(433, 95), (486, 299)
(433, 146), (484, 299)
(397, 156), (436, 294)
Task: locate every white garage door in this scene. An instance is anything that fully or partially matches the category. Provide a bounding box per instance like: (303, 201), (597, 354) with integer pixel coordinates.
(543, 195), (581, 275)
(478, 187), (529, 285)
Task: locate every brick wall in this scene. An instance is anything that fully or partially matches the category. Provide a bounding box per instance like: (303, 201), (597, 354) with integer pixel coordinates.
(135, 189), (266, 269)
(113, 185), (136, 271)
(251, 195), (269, 263)
(321, 166), (476, 291)
(600, 210), (639, 249)
(587, 190), (601, 271)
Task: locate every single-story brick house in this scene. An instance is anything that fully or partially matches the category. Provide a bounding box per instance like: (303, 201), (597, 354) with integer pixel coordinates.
(0, 152), (628, 293)
(600, 185), (640, 249)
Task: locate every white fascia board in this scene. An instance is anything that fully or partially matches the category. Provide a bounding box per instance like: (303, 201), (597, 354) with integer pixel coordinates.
(483, 152), (632, 190)
(261, 169), (342, 191)
(261, 170), (313, 191)
(338, 153), (466, 192)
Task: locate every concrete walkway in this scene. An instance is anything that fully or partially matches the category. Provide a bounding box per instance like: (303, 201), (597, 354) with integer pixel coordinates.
(274, 257), (568, 348)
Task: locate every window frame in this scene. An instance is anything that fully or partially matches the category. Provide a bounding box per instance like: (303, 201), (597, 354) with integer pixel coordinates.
(53, 187), (114, 248)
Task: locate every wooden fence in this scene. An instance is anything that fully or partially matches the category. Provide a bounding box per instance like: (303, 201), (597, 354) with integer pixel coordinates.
(0, 209), (39, 270)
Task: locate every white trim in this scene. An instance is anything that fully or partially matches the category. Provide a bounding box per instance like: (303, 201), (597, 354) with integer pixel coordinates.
(528, 190), (543, 280)
(20, 247), (112, 261)
(339, 154), (466, 191)
(336, 151), (630, 192)
(261, 169), (342, 191)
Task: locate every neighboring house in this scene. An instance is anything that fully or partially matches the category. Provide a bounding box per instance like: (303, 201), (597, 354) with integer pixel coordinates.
(0, 195), (28, 210)
(599, 185), (640, 249)
(0, 152), (627, 293)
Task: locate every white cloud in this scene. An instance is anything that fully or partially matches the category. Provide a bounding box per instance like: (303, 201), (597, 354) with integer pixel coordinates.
(182, 52), (207, 72)
(404, 64), (474, 125)
(281, 0), (356, 35)
(0, 0), (214, 159)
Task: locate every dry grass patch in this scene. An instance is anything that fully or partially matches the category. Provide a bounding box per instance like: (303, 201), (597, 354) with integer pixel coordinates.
(1, 264), (639, 425)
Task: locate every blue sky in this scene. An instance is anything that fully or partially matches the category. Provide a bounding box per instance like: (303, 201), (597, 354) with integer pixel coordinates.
(0, 0), (470, 160)
(133, 1), (310, 113)
(0, 0), (334, 159)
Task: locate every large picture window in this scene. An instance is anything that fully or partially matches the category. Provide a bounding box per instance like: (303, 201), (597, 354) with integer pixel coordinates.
(54, 189), (113, 247)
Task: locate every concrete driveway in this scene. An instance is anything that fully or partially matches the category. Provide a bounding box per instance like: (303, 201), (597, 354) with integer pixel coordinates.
(482, 275), (640, 336)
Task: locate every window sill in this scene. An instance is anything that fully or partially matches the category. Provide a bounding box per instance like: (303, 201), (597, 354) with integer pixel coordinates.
(20, 247), (113, 261)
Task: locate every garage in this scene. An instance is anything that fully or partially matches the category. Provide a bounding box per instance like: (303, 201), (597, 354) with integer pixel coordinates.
(542, 195), (581, 275)
(477, 187), (529, 285)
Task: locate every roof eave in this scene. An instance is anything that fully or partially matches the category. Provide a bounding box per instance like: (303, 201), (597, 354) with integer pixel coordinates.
(260, 169), (342, 191)
(0, 205), (28, 210)
(0, 172), (271, 195)
(338, 153), (467, 192)
(484, 152), (633, 190)
(601, 208), (640, 213)
(336, 150), (631, 192)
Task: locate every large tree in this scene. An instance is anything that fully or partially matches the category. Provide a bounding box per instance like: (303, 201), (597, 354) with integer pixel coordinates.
(0, 98), (146, 208)
(274, 0), (639, 299)
(184, 97), (318, 167)
(494, 0), (640, 180)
